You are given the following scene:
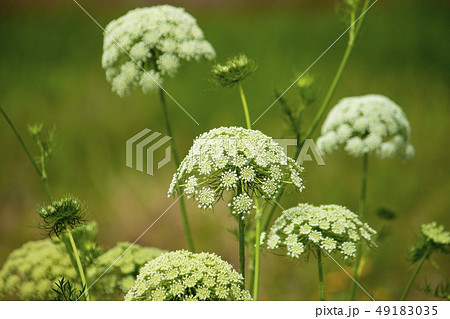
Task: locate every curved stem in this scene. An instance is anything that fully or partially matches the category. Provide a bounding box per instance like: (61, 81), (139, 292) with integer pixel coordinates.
(317, 249), (325, 301)
(159, 88), (195, 252)
(66, 228), (90, 301)
(349, 153), (368, 300)
(238, 83), (252, 129)
(252, 199), (263, 300)
(400, 252), (429, 301)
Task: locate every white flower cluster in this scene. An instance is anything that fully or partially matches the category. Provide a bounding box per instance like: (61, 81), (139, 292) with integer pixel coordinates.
(265, 204), (376, 259)
(125, 250), (251, 301)
(168, 127), (305, 218)
(317, 94), (414, 159)
(102, 5), (216, 96)
(421, 222), (450, 246)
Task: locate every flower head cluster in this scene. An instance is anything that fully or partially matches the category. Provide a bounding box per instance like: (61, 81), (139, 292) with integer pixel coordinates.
(317, 94), (414, 159)
(125, 250), (251, 301)
(211, 54), (257, 87)
(0, 239), (79, 300)
(265, 204), (376, 259)
(408, 222), (450, 263)
(102, 5), (216, 96)
(89, 242), (164, 300)
(168, 127), (304, 218)
(37, 197), (85, 238)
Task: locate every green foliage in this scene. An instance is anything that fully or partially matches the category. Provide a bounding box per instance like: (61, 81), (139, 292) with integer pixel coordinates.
(52, 277), (85, 301)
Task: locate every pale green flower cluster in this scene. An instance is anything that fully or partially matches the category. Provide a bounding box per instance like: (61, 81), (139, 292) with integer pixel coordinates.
(265, 204), (376, 259)
(89, 242), (164, 300)
(421, 222), (450, 246)
(125, 250), (251, 301)
(317, 94), (414, 159)
(0, 239), (78, 300)
(102, 5), (216, 96)
(168, 127), (304, 218)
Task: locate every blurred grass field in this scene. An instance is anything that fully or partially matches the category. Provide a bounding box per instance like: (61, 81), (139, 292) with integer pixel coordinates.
(1, 0), (449, 300)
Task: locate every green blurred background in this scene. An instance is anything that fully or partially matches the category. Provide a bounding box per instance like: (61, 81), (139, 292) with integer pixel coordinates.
(1, 0), (449, 300)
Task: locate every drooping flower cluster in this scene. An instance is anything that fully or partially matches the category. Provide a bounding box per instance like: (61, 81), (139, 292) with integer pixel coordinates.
(37, 197), (84, 238)
(211, 54), (257, 87)
(168, 127), (305, 218)
(0, 239), (79, 300)
(317, 94), (415, 159)
(102, 5), (216, 96)
(125, 250), (251, 301)
(89, 242), (164, 300)
(265, 204), (376, 259)
(408, 222), (450, 263)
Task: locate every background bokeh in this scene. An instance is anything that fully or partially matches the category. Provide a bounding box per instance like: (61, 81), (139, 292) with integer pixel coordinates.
(1, 0), (449, 300)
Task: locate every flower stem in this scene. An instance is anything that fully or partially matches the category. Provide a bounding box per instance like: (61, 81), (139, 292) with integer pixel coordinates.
(1, 106), (91, 300)
(429, 258), (450, 283)
(252, 199), (263, 300)
(238, 215), (246, 282)
(349, 153), (368, 300)
(400, 252), (429, 301)
(238, 83), (251, 129)
(66, 227), (90, 301)
(159, 88), (195, 252)
(317, 248), (326, 301)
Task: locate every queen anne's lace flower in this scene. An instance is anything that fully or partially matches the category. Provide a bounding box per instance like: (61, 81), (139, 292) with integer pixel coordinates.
(266, 204), (376, 259)
(168, 127), (305, 218)
(125, 250), (251, 301)
(421, 222), (450, 245)
(0, 239), (79, 300)
(102, 5), (216, 96)
(408, 222), (450, 263)
(317, 95), (414, 160)
(89, 242), (164, 300)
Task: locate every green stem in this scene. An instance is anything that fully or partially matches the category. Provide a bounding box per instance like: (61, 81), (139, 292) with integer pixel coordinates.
(66, 228), (90, 301)
(238, 83), (252, 129)
(349, 153), (368, 300)
(159, 88), (195, 252)
(252, 199), (263, 300)
(400, 252), (429, 301)
(317, 249), (325, 301)
(238, 215), (246, 282)
(303, 0), (370, 142)
(429, 258), (450, 284)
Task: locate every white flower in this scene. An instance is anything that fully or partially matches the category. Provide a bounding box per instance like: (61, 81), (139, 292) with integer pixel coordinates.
(317, 94), (414, 160)
(168, 127), (304, 216)
(266, 203), (376, 260)
(102, 5), (216, 96)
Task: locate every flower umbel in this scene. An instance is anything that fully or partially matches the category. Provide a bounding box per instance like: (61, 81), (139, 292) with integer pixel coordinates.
(265, 204), (376, 259)
(125, 250), (251, 301)
(408, 222), (450, 263)
(211, 54), (257, 88)
(168, 127), (305, 218)
(317, 94), (415, 160)
(37, 197), (85, 238)
(102, 5), (216, 96)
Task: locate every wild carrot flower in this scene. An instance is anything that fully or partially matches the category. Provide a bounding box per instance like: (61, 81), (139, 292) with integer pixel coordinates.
(211, 54), (257, 88)
(102, 5), (216, 96)
(89, 242), (164, 300)
(168, 127), (305, 218)
(265, 204), (376, 259)
(408, 222), (450, 263)
(125, 250), (251, 301)
(317, 94), (414, 160)
(0, 239), (79, 300)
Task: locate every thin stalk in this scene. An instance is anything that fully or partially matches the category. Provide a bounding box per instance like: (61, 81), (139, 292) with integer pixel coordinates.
(66, 228), (90, 301)
(400, 252), (429, 301)
(349, 153), (368, 300)
(247, 244), (255, 292)
(1, 106), (90, 300)
(159, 88), (195, 252)
(252, 199), (263, 300)
(238, 216), (246, 282)
(317, 249), (325, 301)
(238, 83), (251, 129)
(263, 1), (372, 231)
